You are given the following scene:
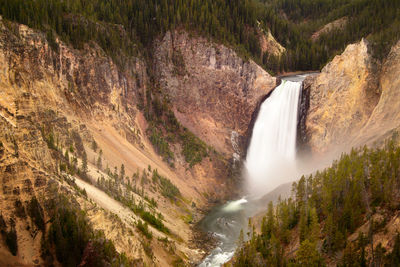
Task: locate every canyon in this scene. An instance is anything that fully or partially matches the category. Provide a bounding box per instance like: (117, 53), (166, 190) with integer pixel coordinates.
(1, 9), (400, 267)
(0, 17), (278, 266)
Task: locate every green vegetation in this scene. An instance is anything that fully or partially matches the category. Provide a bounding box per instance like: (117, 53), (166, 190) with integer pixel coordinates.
(142, 239), (154, 258)
(260, 0), (400, 72)
(4, 0), (396, 73)
(147, 125), (175, 165)
(46, 193), (132, 266)
(0, 0), (399, 74)
(152, 169), (181, 200)
(63, 175), (88, 198)
(0, 0), (261, 65)
(172, 257), (185, 267)
(40, 123), (91, 183)
(91, 139), (98, 152)
(81, 150), (88, 177)
(137, 220), (153, 239)
(7, 0), (398, 169)
(180, 130), (208, 167)
(96, 149), (102, 169)
(234, 139), (400, 266)
(144, 89), (211, 167)
(8, 0), (397, 169)
(96, 174), (170, 234)
(145, 102), (210, 167)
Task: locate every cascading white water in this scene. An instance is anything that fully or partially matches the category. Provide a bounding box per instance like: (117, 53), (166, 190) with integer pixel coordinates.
(245, 79), (302, 197)
(199, 77), (305, 267)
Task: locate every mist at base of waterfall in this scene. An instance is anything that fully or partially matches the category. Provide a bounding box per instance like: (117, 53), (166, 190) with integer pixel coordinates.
(244, 80), (302, 198)
(198, 75), (329, 267)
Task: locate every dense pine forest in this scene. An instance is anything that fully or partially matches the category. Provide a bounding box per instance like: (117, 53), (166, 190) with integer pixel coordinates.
(233, 137), (400, 266)
(0, 0), (399, 73)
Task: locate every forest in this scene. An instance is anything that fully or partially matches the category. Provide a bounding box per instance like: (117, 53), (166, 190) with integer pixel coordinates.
(0, 0), (399, 73)
(233, 138), (400, 266)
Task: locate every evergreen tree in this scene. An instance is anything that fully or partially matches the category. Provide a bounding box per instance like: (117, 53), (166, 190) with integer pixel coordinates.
(120, 164), (125, 182)
(296, 239), (323, 267)
(81, 151), (88, 175)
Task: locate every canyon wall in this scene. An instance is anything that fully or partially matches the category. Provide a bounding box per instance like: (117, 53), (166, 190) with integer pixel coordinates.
(305, 38), (400, 154)
(0, 18), (276, 265)
(154, 30), (277, 157)
(304, 39), (381, 153)
(354, 40), (400, 146)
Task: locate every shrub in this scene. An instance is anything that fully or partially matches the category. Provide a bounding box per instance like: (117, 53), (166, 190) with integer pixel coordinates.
(152, 169), (180, 200)
(138, 209), (169, 234)
(147, 125), (175, 165)
(180, 130), (208, 167)
(137, 220), (152, 239)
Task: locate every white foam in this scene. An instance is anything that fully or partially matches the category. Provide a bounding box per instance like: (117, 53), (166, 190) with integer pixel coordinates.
(222, 198), (248, 212)
(245, 80), (302, 197)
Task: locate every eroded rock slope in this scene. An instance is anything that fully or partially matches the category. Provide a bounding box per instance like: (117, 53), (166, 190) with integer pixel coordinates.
(0, 18), (276, 265)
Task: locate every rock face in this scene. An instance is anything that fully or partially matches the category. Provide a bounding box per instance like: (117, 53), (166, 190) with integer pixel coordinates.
(154, 30), (277, 156)
(259, 30), (286, 57)
(305, 38), (400, 154)
(0, 18), (277, 265)
(354, 40), (400, 146)
(305, 39), (380, 153)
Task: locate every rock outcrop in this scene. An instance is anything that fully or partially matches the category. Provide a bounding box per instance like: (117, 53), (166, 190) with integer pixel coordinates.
(154, 30), (277, 156)
(259, 30), (286, 57)
(304, 39), (380, 153)
(305, 38), (400, 154)
(354, 40), (400, 146)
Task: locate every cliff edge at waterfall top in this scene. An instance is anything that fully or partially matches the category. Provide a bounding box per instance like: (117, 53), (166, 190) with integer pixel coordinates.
(1, 1), (400, 267)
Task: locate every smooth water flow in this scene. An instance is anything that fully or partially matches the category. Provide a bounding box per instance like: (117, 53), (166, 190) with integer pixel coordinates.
(245, 80), (302, 197)
(199, 77), (304, 267)
(198, 198), (251, 267)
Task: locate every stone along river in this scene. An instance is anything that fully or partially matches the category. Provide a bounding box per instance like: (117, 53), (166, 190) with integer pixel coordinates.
(199, 76), (305, 266)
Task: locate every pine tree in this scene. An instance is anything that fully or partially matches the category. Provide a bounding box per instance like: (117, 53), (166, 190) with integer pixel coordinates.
(81, 151), (88, 175)
(96, 150), (102, 169)
(120, 164), (125, 182)
(296, 239), (323, 267)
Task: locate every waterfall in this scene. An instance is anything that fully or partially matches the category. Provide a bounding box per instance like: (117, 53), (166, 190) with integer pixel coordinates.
(245, 79), (302, 197)
(199, 77), (306, 267)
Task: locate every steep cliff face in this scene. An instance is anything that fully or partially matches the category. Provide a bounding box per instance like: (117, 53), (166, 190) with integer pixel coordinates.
(354, 40), (400, 146)
(304, 37), (400, 154)
(0, 17), (274, 265)
(304, 39), (380, 153)
(154, 30), (277, 157)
